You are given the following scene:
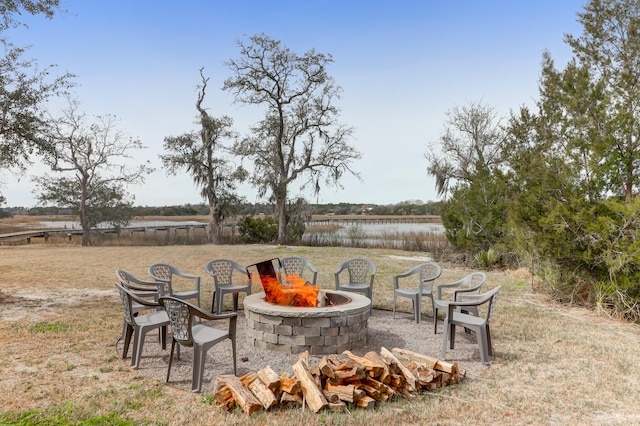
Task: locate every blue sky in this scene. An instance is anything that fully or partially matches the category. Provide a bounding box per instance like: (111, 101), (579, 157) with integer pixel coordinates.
(3, 0), (585, 207)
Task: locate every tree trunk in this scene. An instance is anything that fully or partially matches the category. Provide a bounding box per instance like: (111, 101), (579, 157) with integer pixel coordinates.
(208, 202), (221, 244)
(79, 207), (91, 247)
(79, 180), (91, 247)
(276, 196), (289, 245)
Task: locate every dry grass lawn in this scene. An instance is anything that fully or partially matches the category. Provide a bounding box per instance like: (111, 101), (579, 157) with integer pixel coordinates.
(1, 243), (639, 425)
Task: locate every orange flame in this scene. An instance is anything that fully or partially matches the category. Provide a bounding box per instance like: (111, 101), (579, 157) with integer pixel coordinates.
(261, 274), (320, 307)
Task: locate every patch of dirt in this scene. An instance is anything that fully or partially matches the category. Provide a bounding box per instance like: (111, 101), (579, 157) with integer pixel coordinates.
(0, 288), (113, 321)
(385, 254), (432, 262)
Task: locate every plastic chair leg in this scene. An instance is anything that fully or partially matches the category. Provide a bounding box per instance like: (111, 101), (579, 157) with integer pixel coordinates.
(413, 295), (421, 324)
(478, 327), (492, 364)
(166, 340), (176, 383)
(192, 346), (203, 392)
(392, 294), (397, 319)
(216, 293), (224, 314)
(232, 293), (239, 311)
(122, 324), (133, 359)
(231, 339), (237, 375)
(441, 318), (450, 359)
(132, 327), (148, 369)
(211, 291), (217, 314)
(130, 326), (140, 368)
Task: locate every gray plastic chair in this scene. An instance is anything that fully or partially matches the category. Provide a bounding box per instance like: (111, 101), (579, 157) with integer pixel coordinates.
(277, 256), (318, 285)
(392, 262), (442, 324)
(204, 259), (252, 314)
(116, 269), (165, 341)
(148, 263), (201, 307)
(159, 296), (237, 393)
(115, 282), (169, 369)
(334, 258), (376, 308)
(434, 272), (486, 333)
(116, 269), (164, 296)
(441, 285), (501, 365)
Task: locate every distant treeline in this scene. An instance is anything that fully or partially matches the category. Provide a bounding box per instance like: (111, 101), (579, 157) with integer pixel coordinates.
(3, 200), (440, 218)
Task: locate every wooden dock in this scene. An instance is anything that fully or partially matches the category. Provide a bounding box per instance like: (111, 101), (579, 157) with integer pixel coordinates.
(0, 223), (210, 243)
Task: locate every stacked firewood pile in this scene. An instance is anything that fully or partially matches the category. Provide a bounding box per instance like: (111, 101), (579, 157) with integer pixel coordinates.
(214, 347), (464, 413)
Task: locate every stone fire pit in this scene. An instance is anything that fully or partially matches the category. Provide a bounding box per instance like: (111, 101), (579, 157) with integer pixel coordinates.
(243, 290), (371, 355)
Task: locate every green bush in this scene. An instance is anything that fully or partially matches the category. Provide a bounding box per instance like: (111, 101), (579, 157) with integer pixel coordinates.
(237, 215), (278, 243)
(474, 247), (501, 268)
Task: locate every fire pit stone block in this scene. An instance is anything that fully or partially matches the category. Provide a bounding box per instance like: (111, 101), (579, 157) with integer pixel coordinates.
(243, 291), (370, 355)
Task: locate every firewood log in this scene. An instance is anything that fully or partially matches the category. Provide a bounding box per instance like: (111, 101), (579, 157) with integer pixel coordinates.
(364, 351), (391, 384)
(248, 378), (278, 410)
(280, 376), (301, 394)
(213, 383), (235, 411)
(324, 382), (358, 403)
(391, 347), (459, 375)
(216, 375), (262, 414)
(323, 390), (341, 403)
(380, 347), (416, 393)
(363, 376), (396, 399)
(342, 350), (385, 378)
(327, 401), (348, 411)
(355, 395), (376, 410)
(257, 365), (281, 393)
(280, 391), (302, 407)
(319, 356), (336, 378)
(292, 358), (329, 413)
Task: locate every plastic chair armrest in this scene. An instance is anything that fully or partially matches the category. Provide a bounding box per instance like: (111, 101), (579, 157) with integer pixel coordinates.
(448, 293), (492, 308)
(192, 306), (238, 322)
(129, 291), (162, 307)
(454, 283), (484, 300)
(436, 279), (464, 299)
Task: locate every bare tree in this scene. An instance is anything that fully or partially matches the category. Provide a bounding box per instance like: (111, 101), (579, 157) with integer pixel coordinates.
(223, 34), (361, 245)
(425, 101), (504, 197)
(34, 98), (152, 246)
(161, 69), (246, 244)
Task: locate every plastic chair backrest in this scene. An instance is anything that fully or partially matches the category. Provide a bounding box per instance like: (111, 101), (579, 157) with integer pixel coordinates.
(160, 297), (193, 346)
(346, 258), (374, 284)
(418, 262), (441, 291)
(116, 283), (135, 325)
(206, 260), (237, 286)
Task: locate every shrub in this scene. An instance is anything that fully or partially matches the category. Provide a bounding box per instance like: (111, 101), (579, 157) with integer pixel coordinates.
(237, 215), (278, 243)
(474, 247), (501, 268)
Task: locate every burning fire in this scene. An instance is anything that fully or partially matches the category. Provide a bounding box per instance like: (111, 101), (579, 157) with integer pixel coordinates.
(260, 274), (320, 307)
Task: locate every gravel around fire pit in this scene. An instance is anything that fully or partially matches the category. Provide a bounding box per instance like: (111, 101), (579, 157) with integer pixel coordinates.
(121, 308), (488, 394)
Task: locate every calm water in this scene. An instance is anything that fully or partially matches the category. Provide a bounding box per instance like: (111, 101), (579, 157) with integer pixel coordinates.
(301, 221), (445, 248)
(326, 222), (445, 236)
(37, 220), (204, 229)
(36, 220), (445, 247)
